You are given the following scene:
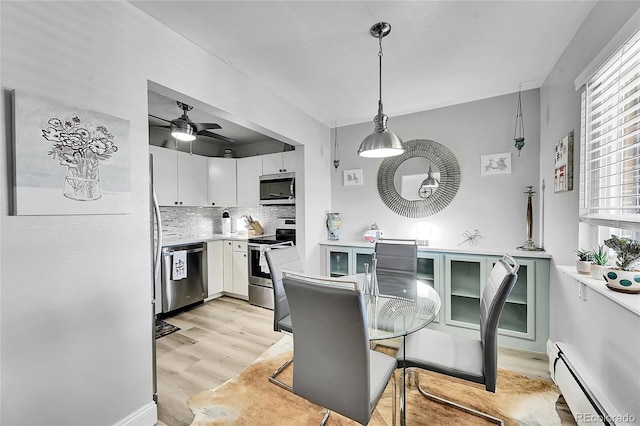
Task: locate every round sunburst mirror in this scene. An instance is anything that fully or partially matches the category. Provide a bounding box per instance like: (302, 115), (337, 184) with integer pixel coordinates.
(377, 139), (461, 218)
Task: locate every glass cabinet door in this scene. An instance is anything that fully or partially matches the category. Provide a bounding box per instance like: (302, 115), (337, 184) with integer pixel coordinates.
(445, 255), (487, 329)
(328, 249), (350, 277)
(353, 249), (374, 274)
(486, 257), (535, 340)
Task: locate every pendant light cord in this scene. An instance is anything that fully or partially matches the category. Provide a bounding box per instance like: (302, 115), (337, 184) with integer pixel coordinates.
(378, 36), (383, 110)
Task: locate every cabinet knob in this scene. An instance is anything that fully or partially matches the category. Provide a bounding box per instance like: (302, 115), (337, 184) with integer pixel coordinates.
(211, 202), (215, 206)
(179, 201), (183, 205)
(174, 201), (178, 205)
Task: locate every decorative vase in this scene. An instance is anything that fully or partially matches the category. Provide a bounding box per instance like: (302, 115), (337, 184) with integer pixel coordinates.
(326, 212), (341, 241)
(63, 157), (101, 201)
(575, 260), (591, 275)
(603, 268), (640, 293)
(590, 264), (606, 280)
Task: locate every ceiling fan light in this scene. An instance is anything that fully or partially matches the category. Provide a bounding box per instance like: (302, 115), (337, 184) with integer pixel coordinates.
(170, 121), (196, 142)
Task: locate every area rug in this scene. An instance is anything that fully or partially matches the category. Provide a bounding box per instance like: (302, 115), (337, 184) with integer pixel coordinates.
(155, 319), (180, 339)
(188, 336), (562, 425)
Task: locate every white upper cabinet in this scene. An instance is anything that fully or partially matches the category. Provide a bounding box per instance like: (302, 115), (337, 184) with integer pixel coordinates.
(208, 157), (237, 207)
(150, 145), (178, 206)
(236, 156), (262, 207)
(150, 146), (208, 206)
(177, 151), (208, 206)
(262, 150), (297, 175)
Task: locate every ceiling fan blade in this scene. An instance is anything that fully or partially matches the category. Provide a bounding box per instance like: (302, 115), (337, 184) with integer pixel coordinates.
(148, 114), (171, 123)
(193, 122), (222, 133)
(199, 130), (235, 144)
(149, 124), (170, 129)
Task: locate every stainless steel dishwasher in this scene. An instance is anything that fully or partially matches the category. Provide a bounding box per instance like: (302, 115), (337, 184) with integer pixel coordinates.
(161, 242), (208, 314)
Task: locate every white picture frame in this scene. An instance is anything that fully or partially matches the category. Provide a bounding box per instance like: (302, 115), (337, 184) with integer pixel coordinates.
(12, 90), (131, 215)
(343, 168), (363, 186)
(480, 152), (512, 176)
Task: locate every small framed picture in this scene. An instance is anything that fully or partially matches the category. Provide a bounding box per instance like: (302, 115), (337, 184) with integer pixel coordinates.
(480, 152), (512, 176)
(554, 131), (574, 193)
(343, 168), (363, 186)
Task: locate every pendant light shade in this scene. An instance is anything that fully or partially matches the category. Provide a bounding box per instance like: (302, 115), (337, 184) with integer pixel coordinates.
(358, 22), (404, 158)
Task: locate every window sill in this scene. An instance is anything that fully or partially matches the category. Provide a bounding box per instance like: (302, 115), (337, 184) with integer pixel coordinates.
(558, 265), (640, 316)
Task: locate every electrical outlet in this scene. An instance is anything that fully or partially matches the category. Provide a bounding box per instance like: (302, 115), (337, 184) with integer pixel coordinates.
(577, 282), (588, 301)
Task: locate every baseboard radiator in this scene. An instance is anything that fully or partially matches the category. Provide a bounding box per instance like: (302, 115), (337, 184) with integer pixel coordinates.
(548, 341), (613, 426)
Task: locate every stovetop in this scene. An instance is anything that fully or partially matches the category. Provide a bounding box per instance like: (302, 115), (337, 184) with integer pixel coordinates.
(249, 227), (296, 245)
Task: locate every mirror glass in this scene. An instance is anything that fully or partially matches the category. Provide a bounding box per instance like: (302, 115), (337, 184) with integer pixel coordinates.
(393, 157), (441, 201)
(378, 139), (460, 218)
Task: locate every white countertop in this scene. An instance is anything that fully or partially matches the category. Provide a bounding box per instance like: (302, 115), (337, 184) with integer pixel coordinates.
(558, 265), (640, 316)
(162, 233), (267, 247)
(319, 239), (552, 259)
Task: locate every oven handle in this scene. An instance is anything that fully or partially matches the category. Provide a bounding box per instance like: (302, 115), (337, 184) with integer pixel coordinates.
(248, 241), (294, 250)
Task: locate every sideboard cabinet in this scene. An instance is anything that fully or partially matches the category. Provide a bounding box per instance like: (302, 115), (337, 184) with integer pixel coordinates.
(321, 242), (549, 352)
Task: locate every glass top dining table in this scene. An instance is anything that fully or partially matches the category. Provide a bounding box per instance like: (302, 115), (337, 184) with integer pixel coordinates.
(346, 273), (441, 426)
(347, 273), (442, 340)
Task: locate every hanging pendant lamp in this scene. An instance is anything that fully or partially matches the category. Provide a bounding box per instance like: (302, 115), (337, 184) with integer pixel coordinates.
(358, 22), (405, 158)
(513, 85), (525, 155)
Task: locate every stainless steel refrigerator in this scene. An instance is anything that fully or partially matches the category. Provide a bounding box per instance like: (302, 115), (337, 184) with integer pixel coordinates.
(150, 154), (163, 403)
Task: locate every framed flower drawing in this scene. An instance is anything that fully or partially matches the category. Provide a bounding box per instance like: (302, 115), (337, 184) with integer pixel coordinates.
(12, 90), (131, 215)
(554, 131), (574, 193)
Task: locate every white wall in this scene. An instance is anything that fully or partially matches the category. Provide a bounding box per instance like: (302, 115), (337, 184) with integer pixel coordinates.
(0, 2), (330, 425)
(539, 0), (640, 339)
(540, 0), (640, 420)
(332, 90), (540, 250)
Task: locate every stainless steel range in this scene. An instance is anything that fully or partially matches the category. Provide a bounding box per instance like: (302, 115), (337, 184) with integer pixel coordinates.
(248, 218), (296, 309)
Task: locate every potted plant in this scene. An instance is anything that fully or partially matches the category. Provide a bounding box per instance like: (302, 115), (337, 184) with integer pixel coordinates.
(590, 244), (609, 280)
(575, 249), (593, 275)
(603, 235), (640, 293)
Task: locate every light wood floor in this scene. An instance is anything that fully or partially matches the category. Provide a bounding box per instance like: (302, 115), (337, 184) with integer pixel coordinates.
(155, 296), (574, 426)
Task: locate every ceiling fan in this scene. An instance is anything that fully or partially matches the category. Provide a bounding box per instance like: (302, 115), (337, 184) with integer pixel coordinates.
(149, 101), (235, 144)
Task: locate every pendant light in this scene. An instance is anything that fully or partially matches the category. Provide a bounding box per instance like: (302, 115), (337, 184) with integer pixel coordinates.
(333, 125), (340, 171)
(513, 85), (525, 155)
(357, 22), (405, 158)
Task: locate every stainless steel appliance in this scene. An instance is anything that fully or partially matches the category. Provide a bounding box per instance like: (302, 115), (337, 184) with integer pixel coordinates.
(161, 243), (208, 313)
(259, 172), (295, 205)
(248, 219), (296, 309)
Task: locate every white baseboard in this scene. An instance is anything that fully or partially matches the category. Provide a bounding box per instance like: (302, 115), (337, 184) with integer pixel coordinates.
(114, 402), (157, 426)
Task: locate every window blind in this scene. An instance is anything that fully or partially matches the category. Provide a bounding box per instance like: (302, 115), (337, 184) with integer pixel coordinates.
(580, 29), (640, 226)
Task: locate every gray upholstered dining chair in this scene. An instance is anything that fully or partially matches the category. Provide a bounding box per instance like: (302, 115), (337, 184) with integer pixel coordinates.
(396, 254), (519, 425)
(264, 246), (303, 389)
(374, 239), (418, 298)
(282, 270), (397, 425)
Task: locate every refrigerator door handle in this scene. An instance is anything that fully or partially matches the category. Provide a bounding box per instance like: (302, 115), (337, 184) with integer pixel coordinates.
(153, 187), (163, 287)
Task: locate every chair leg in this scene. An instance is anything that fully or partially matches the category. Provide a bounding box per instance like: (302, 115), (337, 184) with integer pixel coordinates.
(413, 370), (504, 426)
(268, 356), (293, 392)
(319, 409), (330, 426)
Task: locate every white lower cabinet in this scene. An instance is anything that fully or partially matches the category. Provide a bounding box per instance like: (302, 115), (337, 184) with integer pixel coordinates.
(223, 240), (248, 298)
(207, 240), (224, 297)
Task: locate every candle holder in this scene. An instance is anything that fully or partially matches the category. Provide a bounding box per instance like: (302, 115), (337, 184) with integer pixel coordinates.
(517, 186), (543, 251)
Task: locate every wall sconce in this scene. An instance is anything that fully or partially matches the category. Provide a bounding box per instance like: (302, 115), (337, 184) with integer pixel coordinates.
(416, 222), (431, 246)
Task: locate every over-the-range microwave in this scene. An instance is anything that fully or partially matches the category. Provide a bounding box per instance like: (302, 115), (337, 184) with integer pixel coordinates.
(259, 172), (295, 205)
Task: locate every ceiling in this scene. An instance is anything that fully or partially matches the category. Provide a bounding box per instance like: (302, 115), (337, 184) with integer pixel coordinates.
(134, 0), (596, 130)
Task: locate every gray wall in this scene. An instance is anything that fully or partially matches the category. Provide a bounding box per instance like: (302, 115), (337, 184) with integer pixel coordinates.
(332, 89), (541, 250)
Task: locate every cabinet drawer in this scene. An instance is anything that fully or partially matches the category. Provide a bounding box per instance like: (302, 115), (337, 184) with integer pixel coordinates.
(232, 241), (248, 252)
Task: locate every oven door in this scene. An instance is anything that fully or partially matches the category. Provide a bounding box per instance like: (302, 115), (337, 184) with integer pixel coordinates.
(248, 242), (294, 309)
